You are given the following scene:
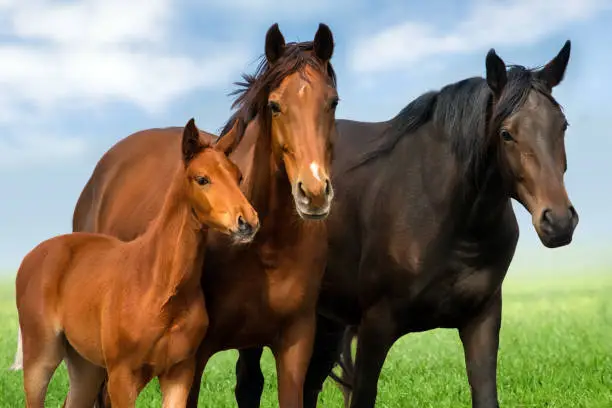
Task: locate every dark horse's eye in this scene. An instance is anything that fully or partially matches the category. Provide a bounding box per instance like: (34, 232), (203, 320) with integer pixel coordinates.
(330, 97), (339, 110)
(268, 101), (281, 114)
(195, 176), (210, 186)
(500, 129), (514, 142)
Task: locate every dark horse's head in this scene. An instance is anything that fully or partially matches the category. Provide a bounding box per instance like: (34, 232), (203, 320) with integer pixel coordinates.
(221, 23), (338, 220)
(486, 41), (578, 248)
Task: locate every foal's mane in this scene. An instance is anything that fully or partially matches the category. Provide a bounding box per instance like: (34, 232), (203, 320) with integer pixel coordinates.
(351, 66), (562, 176)
(218, 41), (337, 142)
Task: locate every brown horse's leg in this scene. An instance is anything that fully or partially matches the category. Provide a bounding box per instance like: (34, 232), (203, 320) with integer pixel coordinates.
(63, 344), (106, 408)
(106, 365), (143, 408)
(22, 329), (64, 408)
(186, 345), (212, 408)
(303, 315), (346, 408)
(235, 347), (265, 408)
(458, 291), (502, 408)
(273, 314), (317, 408)
(159, 358), (196, 408)
(348, 305), (397, 408)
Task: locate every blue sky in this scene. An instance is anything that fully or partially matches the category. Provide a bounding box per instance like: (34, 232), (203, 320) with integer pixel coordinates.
(0, 0), (611, 273)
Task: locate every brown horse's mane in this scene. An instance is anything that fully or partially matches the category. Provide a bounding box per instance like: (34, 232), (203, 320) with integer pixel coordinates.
(218, 41), (337, 142)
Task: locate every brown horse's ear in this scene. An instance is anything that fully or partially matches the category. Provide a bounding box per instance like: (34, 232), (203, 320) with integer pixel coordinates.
(485, 48), (507, 98)
(265, 23), (285, 64)
(214, 120), (239, 155)
(536, 40), (571, 90)
(313, 23), (334, 63)
(182, 118), (209, 164)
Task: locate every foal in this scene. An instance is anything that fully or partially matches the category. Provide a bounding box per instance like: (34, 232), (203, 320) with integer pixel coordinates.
(16, 118), (259, 407)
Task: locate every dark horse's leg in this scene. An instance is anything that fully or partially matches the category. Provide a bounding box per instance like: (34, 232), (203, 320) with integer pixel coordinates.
(235, 347), (265, 408)
(303, 315), (346, 408)
(348, 304), (397, 408)
(459, 290), (502, 408)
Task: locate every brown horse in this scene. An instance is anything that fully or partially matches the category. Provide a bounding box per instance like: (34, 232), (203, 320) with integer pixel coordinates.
(15, 118), (258, 408)
(69, 23), (338, 407)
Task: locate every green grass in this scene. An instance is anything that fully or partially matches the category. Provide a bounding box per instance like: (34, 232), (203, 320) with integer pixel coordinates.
(1, 273), (611, 407)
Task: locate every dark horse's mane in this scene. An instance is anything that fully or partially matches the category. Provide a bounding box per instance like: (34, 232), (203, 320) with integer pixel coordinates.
(351, 65), (562, 177)
(217, 41), (337, 142)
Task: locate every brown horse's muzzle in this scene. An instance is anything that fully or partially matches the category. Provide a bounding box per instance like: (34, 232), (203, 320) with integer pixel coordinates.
(293, 168), (334, 220)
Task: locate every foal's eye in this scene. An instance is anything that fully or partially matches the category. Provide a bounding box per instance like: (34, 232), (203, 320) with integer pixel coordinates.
(195, 176), (210, 186)
(500, 129), (514, 142)
(268, 101), (281, 115)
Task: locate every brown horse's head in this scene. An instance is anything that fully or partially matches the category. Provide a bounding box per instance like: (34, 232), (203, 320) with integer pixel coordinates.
(485, 41), (578, 248)
(224, 23), (338, 220)
(182, 118), (259, 243)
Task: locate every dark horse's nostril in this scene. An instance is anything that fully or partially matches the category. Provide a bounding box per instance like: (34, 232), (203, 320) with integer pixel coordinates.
(237, 216), (252, 234)
(569, 206), (577, 219)
(540, 209), (554, 232)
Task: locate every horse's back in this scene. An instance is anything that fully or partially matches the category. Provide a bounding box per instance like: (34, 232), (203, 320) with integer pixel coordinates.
(73, 127), (185, 239)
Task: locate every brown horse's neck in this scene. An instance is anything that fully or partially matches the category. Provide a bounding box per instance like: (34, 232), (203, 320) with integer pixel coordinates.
(241, 116), (274, 220)
(140, 165), (206, 297)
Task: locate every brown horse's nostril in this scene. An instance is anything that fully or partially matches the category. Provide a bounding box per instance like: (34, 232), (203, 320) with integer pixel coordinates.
(297, 181), (309, 203)
(324, 179), (331, 196)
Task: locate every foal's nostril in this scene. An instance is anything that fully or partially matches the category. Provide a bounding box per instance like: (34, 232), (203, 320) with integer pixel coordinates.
(237, 216), (252, 234)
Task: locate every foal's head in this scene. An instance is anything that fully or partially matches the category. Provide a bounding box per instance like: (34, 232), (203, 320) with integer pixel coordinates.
(227, 23), (339, 219)
(485, 41), (578, 248)
(182, 118), (259, 243)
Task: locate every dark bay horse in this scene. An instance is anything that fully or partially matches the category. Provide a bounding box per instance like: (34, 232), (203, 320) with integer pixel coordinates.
(69, 23), (339, 407)
(235, 41), (578, 408)
(16, 118), (258, 407)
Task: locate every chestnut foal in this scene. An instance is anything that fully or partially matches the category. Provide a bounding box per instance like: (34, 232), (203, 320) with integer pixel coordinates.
(15, 118), (259, 408)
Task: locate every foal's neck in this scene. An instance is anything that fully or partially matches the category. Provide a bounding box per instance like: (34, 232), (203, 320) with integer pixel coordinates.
(142, 165), (206, 297)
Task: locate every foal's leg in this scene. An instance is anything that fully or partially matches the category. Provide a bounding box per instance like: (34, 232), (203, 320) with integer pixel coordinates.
(273, 314), (317, 408)
(235, 347), (265, 408)
(303, 315), (346, 408)
(63, 345), (106, 408)
(22, 328), (64, 408)
(159, 358), (196, 408)
(348, 305), (397, 408)
(106, 365), (144, 408)
(459, 291), (502, 408)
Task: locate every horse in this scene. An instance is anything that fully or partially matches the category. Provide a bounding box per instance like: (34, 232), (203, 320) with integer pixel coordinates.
(64, 23), (339, 408)
(234, 41), (579, 408)
(15, 118), (258, 407)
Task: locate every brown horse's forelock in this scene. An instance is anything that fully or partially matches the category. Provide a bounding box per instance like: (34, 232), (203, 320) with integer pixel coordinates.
(217, 41), (337, 143)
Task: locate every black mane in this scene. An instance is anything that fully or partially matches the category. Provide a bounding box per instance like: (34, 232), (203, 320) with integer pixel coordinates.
(217, 41), (337, 143)
(350, 65), (561, 176)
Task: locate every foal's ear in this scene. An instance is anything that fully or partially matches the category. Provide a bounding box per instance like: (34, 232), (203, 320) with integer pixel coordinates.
(265, 23), (286, 64)
(214, 120), (239, 155)
(313, 23), (334, 63)
(536, 40), (571, 90)
(182, 118), (209, 164)
(485, 48), (507, 98)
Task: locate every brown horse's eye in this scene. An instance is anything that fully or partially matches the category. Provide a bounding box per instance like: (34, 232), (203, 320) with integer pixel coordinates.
(500, 129), (514, 142)
(268, 101), (281, 115)
(195, 176), (210, 186)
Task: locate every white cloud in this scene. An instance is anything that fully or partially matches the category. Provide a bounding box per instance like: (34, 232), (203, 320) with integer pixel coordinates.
(0, 0), (249, 168)
(0, 134), (87, 170)
(350, 0), (611, 73)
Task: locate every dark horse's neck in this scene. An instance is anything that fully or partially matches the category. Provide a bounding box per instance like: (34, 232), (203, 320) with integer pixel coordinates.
(140, 165), (207, 297)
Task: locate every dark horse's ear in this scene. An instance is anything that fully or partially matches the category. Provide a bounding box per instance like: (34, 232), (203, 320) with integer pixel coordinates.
(265, 23), (286, 64)
(536, 40), (571, 90)
(313, 23), (334, 62)
(214, 120), (239, 155)
(485, 48), (507, 98)
(182, 118), (209, 164)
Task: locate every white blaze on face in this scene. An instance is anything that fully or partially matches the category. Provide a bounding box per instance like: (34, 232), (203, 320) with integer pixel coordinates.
(298, 83), (307, 98)
(310, 162), (322, 182)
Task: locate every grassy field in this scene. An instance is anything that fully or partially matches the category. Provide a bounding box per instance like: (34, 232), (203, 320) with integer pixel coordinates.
(0, 273), (610, 407)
